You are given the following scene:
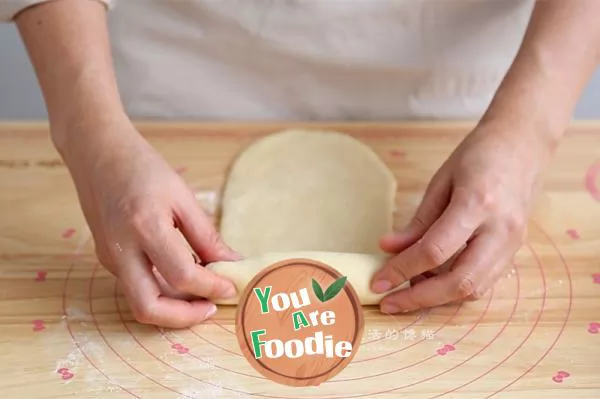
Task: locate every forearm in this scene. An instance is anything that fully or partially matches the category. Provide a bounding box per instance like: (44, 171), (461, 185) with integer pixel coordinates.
(481, 0), (600, 150)
(15, 0), (126, 154)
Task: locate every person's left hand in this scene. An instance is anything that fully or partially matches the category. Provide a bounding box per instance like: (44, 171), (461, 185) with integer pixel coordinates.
(370, 122), (553, 314)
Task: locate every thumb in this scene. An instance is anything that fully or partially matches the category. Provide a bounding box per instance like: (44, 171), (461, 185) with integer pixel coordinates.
(175, 192), (242, 263)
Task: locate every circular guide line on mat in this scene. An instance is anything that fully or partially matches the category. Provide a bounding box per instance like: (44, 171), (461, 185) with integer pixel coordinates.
(60, 220), (571, 398)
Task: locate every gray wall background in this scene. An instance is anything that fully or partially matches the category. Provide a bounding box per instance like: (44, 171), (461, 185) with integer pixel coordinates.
(1, 23), (598, 120)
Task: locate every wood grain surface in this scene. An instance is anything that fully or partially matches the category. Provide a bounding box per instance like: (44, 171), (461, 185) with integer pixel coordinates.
(0, 122), (599, 398)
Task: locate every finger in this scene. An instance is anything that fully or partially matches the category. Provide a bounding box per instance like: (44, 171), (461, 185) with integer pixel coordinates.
(462, 233), (522, 302)
(380, 172), (451, 253)
(175, 191), (242, 263)
(420, 244), (465, 277)
(379, 230), (417, 254)
(407, 246), (463, 287)
(372, 193), (479, 292)
(379, 230), (503, 313)
(135, 214), (237, 300)
(462, 255), (513, 302)
(118, 250), (219, 328)
(152, 266), (195, 301)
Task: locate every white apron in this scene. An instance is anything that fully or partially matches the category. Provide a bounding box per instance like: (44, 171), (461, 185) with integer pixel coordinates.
(2, 0), (536, 120)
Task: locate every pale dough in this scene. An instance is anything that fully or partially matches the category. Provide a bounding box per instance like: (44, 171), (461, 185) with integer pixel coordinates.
(219, 129), (396, 256)
(207, 251), (408, 305)
(209, 129), (407, 305)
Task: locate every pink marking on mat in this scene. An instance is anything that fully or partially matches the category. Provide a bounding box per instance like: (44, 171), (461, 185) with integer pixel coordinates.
(389, 149), (406, 158)
(175, 166), (188, 175)
(32, 320), (45, 332)
(585, 161), (600, 201)
(552, 370), (570, 383)
(171, 343), (189, 354)
(566, 229), (580, 239)
(57, 367), (74, 380)
(592, 273), (600, 284)
(35, 271), (47, 281)
(61, 228), (76, 239)
(436, 344), (455, 356)
(588, 322), (600, 334)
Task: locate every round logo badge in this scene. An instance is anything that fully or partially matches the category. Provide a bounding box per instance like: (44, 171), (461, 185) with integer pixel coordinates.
(235, 258), (364, 387)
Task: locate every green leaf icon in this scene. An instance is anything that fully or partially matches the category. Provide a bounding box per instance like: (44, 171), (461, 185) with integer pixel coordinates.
(312, 278), (325, 302)
(323, 276), (347, 301)
(312, 276), (348, 302)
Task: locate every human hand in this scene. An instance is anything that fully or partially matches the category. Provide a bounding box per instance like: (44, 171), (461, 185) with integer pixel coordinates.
(371, 123), (551, 314)
(61, 120), (240, 328)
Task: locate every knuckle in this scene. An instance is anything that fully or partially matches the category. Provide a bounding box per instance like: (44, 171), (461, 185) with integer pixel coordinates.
(129, 208), (155, 233)
(387, 259), (410, 283)
(168, 268), (195, 292)
(453, 272), (478, 298)
(411, 214), (428, 231)
(405, 292), (427, 311)
(117, 196), (144, 218)
(119, 198), (160, 235)
(473, 190), (496, 210)
(421, 240), (448, 266)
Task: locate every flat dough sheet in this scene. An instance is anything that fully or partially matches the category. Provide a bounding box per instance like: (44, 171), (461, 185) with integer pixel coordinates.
(219, 129), (396, 256)
(209, 129), (408, 305)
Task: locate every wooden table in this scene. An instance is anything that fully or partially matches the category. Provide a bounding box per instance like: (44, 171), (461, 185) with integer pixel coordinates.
(1, 122), (599, 398)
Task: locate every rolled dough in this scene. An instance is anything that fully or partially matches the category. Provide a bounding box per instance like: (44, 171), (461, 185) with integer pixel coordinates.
(207, 251), (408, 305)
(208, 129), (408, 305)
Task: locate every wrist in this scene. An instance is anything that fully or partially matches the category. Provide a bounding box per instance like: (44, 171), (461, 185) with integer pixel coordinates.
(50, 106), (128, 149)
(53, 114), (135, 169)
(478, 65), (568, 158)
(14, 0), (129, 161)
(473, 114), (558, 174)
(479, 103), (564, 156)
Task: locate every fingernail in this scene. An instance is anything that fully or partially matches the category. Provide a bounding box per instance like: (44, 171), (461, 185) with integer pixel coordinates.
(223, 283), (237, 298)
(372, 280), (392, 293)
(205, 304), (217, 319)
(381, 303), (401, 314)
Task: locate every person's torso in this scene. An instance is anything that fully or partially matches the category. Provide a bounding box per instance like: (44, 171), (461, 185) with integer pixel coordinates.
(107, 0), (535, 120)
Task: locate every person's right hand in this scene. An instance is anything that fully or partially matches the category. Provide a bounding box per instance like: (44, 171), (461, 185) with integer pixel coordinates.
(59, 119), (240, 328)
